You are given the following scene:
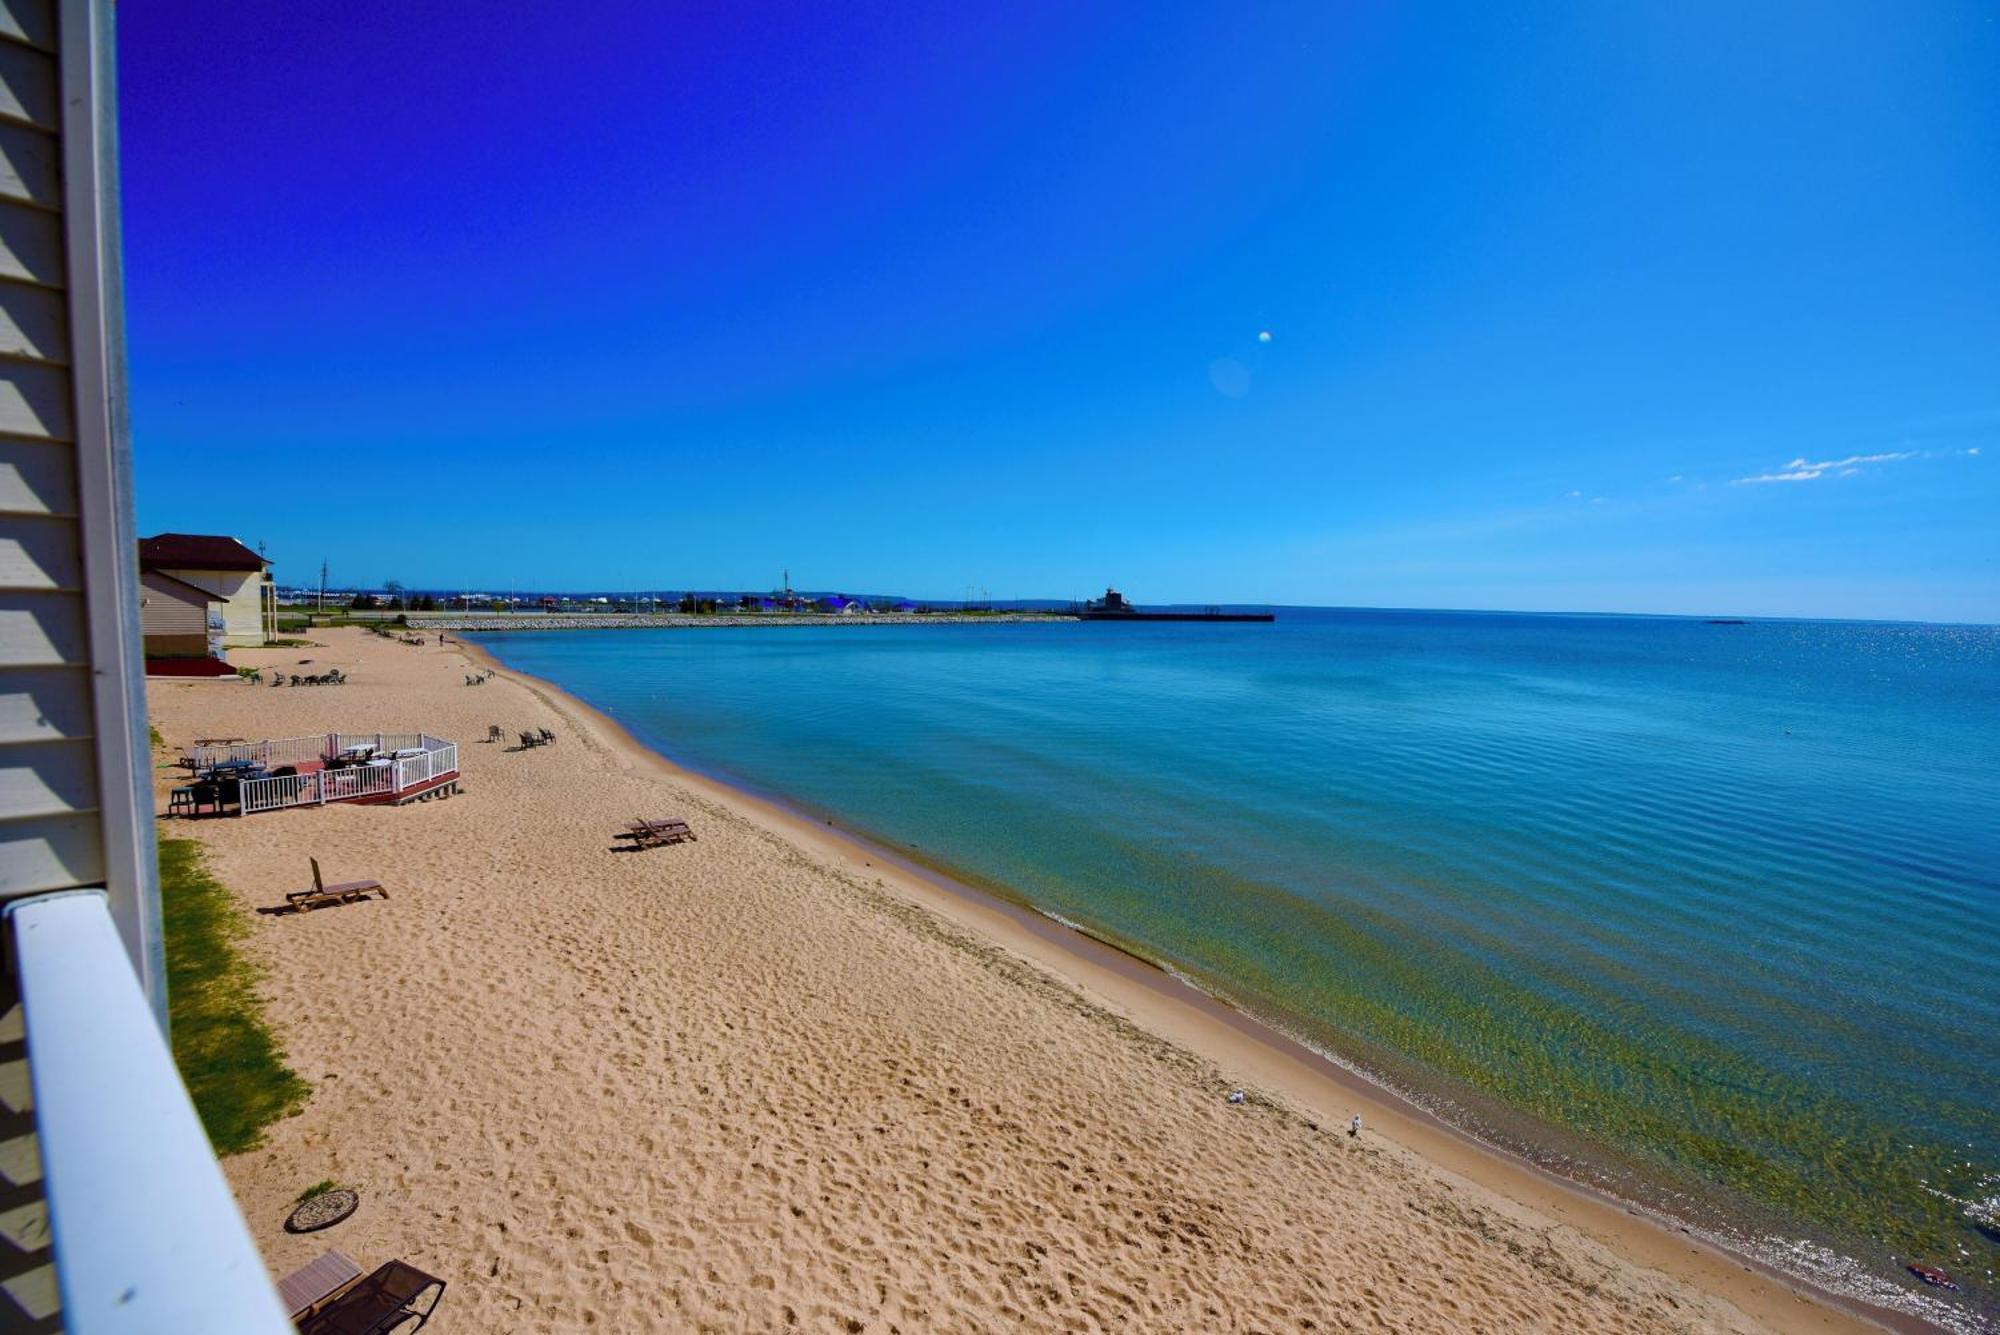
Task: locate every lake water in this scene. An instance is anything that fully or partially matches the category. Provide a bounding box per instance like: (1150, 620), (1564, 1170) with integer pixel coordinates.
(475, 610), (2000, 1324)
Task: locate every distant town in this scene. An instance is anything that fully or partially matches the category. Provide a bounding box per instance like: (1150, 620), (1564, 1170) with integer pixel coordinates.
(275, 586), (1038, 617)
(136, 531), (1272, 672)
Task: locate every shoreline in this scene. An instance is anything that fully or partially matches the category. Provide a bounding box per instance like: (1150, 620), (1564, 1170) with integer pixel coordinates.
(147, 626), (1933, 1331)
(455, 633), (1917, 1335)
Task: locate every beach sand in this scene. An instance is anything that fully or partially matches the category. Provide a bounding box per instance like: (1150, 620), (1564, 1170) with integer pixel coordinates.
(144, 628), (1885, 1333)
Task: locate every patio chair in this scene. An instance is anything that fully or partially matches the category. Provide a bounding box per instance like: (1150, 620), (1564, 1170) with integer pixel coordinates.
(517, 731), (541, 748)
(287, 857), (388, 911)
(487, 724), (504, 742)
(617, 817), (696, 849)
(280, 1249), (447, 1334)
(538, 728), (555, 743)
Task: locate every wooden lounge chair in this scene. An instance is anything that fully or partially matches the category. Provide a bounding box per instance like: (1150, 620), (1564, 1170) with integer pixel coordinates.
(287, 857), (388, 911)
(279, 1248), (446, 1333)
(517, 731), (541, 748)
(278, 1249), (362, 1321)
(617, 817), (696, 849)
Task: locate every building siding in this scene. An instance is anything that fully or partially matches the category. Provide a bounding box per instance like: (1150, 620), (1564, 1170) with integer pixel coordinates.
(154, 566), (259, 645)
(138, 570), (206, 635)
(0, 3), (69, 1326)
(0, 0), (99, 909)
(0, 3), (155, 1326)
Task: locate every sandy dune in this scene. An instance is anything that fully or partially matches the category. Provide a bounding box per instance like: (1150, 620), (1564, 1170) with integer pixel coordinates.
(143, 628), (1878, 1333)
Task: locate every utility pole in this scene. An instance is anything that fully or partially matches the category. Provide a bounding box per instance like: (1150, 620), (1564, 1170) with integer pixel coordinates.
(257, 540), (272, 642)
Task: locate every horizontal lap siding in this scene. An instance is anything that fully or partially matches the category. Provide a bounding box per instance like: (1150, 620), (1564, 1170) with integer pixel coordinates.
(0, 1), (101, 924)
(139, 571), (206, 637)
(2, 5), (101, 1329)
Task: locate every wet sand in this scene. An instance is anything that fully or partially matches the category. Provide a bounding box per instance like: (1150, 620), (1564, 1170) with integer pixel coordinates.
(145, 628), (1890, 1333)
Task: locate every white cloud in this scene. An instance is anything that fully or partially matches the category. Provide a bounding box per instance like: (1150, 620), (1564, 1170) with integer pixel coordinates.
(1733, 449), (1922, 485)
(1564, 489), (1583, 499)
(1792, 450), (1918, 470)
(1734, 468), (1825, 484)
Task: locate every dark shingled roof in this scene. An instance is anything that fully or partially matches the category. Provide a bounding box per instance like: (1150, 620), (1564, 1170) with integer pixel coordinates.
(137, 533), (266, 572)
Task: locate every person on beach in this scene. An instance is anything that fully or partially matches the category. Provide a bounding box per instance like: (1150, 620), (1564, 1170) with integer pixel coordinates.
(1350, 1114), (1362, 1138)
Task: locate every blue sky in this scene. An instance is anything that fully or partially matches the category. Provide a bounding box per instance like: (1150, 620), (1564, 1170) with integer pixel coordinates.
(119, 3), (1998, 620)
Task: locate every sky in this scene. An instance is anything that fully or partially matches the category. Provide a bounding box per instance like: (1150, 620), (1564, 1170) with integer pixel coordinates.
(118, 2), (1998, 620)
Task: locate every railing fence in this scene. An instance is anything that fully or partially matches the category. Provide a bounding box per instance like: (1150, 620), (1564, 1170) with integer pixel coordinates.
(214, 734), (460, 814)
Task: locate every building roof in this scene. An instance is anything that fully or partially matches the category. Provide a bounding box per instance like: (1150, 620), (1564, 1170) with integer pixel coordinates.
(137, 533), (266, 572)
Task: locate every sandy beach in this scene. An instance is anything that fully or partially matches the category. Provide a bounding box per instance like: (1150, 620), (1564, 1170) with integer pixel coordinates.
(142, 627), (1889, 1334)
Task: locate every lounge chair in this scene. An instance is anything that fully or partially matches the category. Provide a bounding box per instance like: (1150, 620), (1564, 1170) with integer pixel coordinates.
(538, 728), (555, 744)
(287, 857), (388, 911)
(617, 817), (696, 849)
(517, 731), (542, 748)
(279, 1248), (447, 1333)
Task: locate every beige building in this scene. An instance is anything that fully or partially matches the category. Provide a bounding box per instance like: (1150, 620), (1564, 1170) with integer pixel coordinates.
(137, 567), (220, 659)
(137, 532), (269, 646)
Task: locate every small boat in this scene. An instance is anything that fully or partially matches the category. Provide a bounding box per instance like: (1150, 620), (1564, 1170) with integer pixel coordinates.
(1908, 1263), (1959, 1290)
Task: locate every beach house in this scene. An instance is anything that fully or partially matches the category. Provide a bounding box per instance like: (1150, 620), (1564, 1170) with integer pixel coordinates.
(137, 532), (270, 645)
(138, 566), (226, 669)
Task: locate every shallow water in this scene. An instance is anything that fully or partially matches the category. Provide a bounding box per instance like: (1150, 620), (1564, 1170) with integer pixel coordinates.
(476, 610), (2000, 1322)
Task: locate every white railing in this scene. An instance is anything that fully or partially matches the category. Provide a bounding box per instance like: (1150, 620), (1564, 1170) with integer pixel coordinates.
(191, 733), (437, 768)
(395, 742), (457, 790)
(189, 735), (326, 768)
(220, 734), (460, 814)
(4, 890), (294, 1331)
(319, 763), (397, 803)
(330, 732), (426, 754)
(239, 771), (317, 814)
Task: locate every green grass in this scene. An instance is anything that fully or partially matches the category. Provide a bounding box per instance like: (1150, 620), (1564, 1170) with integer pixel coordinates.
(294, 1178), (344, 1204)
(159, 838), (310, 1154)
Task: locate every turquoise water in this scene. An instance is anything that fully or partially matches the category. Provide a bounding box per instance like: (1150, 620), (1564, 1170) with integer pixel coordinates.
(476, 611), (2000, 1322)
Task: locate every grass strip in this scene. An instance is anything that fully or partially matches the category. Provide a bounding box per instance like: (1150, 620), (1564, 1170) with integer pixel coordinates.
(159, 837), (310, 1153)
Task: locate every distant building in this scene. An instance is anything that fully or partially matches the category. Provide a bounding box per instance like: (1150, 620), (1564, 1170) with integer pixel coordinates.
(1086, 587), (1130, 614)
(137, 533), (270, 646)
(137, 570), (222, 662)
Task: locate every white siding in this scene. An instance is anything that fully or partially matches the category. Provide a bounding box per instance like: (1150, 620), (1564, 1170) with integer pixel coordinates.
(0, 4), (164, 1329)
(159, 565), (261, 645)
(0, 0), (100, 921)
(0, 5), (74, 1327)
(138, 570), (207, 638)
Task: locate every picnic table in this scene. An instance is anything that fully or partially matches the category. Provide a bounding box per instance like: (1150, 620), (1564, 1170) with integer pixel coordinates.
(190, 762), (269, 815)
